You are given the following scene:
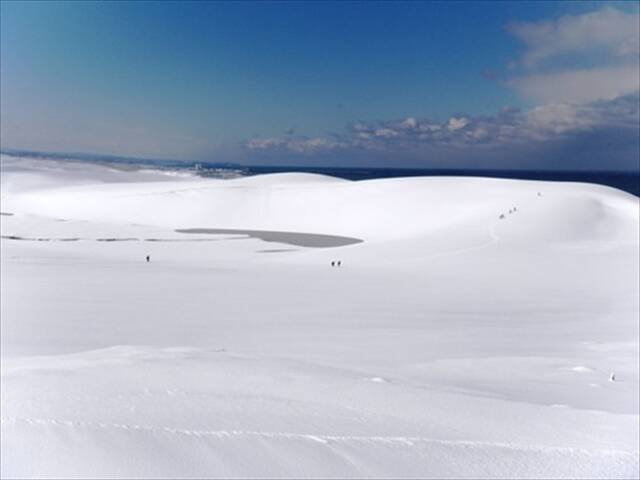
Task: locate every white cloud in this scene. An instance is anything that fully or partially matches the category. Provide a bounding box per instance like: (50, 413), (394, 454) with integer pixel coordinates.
(401, 117), (417, 129)
(244, 93), (639, 158)
(244, 8), (639, 169)
(374, 128), (400, 138)
(508, 7), (640, 68)
(247, 136), (344, 154)
(471, 127), (488, 139)
(418, 123), (441, 132)
(247, 138), (286, 150)
(447, 117), (468, 131)
(510, 65), (640, 104)
(506, 7), (640, 105)
(526, 103), (600, 136)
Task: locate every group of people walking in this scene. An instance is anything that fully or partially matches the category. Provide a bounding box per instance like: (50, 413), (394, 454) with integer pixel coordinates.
(499, 206), (518, 220)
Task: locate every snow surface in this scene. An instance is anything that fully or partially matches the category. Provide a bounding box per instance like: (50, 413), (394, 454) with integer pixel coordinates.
(1, 155), (639, 478)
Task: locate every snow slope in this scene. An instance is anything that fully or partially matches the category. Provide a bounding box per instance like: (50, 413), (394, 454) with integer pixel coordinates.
(1, 157), (638, 478)
(3, 166), (637, 243)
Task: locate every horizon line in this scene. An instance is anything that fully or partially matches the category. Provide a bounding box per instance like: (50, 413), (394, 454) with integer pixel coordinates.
(1, 147), (639, 174)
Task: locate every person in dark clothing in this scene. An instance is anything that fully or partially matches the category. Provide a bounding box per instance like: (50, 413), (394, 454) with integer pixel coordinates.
(146, 255), (150, 262)
(331, 261), (335, 267)
(337, 261), (341, 267)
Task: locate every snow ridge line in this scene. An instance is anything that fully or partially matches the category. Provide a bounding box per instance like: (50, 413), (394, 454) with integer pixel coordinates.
(2, 417), (638, 459)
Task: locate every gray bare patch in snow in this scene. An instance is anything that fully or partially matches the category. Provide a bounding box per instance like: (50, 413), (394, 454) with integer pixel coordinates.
(1, 236), (228, 243)
(1, 236), (53, 242)
(176, 228), (363, 248)
(144, 238), (235, 242)
(1, 230), (363, 247)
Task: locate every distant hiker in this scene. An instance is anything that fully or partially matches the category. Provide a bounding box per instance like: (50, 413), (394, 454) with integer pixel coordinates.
(609, 372), (616, 382)
(146, 255), (150, 263)
(331, 261), (335, 267)
(499, 214), (505, 219)
(337, 261), (341, 267)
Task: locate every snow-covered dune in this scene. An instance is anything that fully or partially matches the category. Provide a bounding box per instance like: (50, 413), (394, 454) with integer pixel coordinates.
(3, 166), (637, 244)
(1, 158), (638, 478)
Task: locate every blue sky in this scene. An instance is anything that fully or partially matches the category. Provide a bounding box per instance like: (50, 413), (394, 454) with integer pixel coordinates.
(1, 1), (638, 169)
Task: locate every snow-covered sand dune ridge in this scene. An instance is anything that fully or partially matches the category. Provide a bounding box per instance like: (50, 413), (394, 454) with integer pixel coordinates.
(3, 170), (638, 243)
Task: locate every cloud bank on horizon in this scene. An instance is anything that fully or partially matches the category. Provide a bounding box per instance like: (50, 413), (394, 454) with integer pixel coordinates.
(246, 7), (640, 170)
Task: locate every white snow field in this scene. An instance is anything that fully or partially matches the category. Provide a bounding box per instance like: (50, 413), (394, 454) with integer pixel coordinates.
(1, 155), (638, 478)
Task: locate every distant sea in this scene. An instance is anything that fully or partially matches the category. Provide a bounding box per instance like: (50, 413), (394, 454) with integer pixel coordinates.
(244, 166), (640, 197)
(2, 150), (639, 196)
